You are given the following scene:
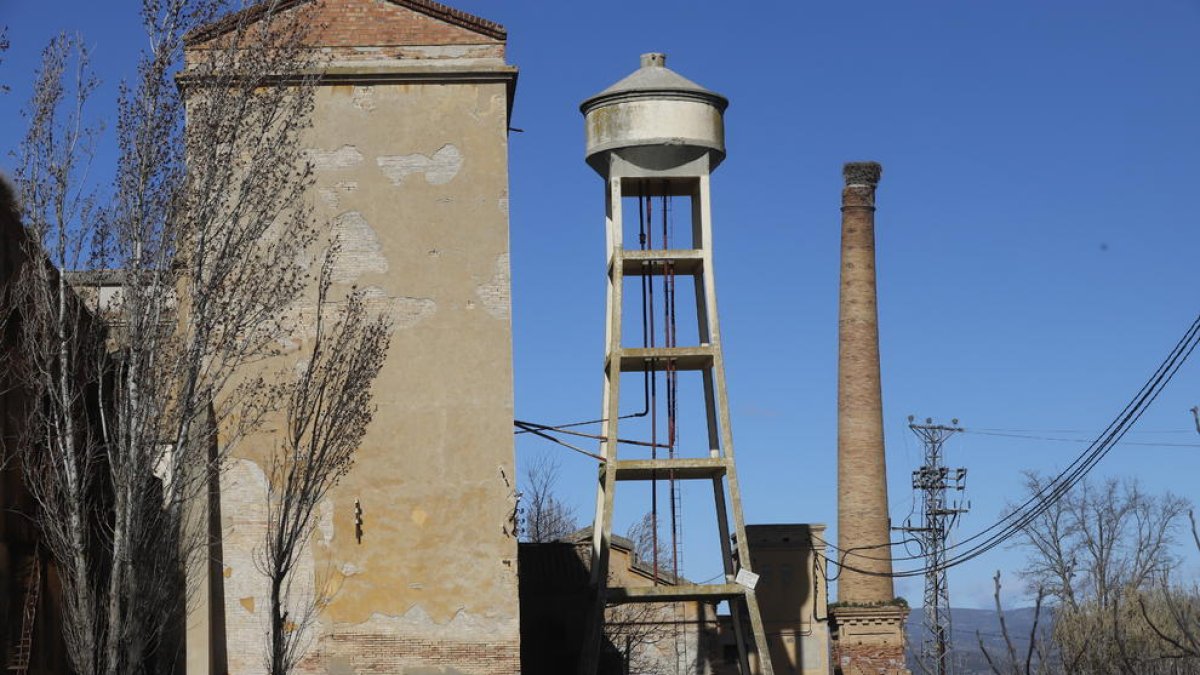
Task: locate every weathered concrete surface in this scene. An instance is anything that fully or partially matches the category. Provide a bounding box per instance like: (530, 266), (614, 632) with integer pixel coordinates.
(581, 53), (727, 173)
(185, 1), (520, 673)
(742, 525), (831, 675)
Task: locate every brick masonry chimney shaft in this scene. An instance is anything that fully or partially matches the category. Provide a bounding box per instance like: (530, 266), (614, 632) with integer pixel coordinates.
(837, 161), (896, 604)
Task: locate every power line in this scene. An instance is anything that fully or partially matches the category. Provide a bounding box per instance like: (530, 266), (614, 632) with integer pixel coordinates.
(522, 310), (1200, 583)
(818, 311), (1200, 579)
(919, 311), (1200, 574)
(513, 421), (606, 462)
(963, 429), (1200, 448)
(971, 427), (1194, 435)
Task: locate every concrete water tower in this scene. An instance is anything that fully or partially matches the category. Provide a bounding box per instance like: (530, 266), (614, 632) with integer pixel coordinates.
(577, 53), (774, 675)
(583, 51), (726, 176)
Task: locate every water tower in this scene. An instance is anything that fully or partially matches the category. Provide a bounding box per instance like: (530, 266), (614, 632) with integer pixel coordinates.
(577, 53), (774, 675)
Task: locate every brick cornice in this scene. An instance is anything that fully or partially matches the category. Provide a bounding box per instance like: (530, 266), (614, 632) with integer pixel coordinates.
(829, 604), (910, 625)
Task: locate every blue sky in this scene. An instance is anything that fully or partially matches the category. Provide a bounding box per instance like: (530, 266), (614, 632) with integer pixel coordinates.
(3, 1), (1198, 609)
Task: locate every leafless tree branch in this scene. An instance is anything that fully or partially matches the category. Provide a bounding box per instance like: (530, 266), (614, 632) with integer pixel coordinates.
(1, 2), (390, 673)
(1003, 475), (1199, 674)
(260, 245), (391, 675)
(520, 452), (578, 543)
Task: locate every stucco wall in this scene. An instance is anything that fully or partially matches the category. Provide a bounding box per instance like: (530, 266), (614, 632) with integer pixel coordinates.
(194, 3), (521, 672)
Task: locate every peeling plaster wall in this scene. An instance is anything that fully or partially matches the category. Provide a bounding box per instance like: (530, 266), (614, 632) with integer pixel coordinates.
(330, 211), (390, 283)
(203, 6), (520, 671)
(308, 79), (518, 675)
(377, 144), (464, 186)
(220, 460), (325, 675)
(306, 145), (366, 171)
(473, 253), (510, 320)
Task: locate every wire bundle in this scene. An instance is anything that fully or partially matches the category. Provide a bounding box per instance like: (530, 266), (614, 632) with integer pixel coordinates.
(823, 311), (1200, 579)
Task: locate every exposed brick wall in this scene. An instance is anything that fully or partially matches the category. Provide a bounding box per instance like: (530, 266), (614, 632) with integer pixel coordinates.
(300, 633), (520, 674)
(306, 0), (503, 48)
(188, 0), (505, 51)
(832, 642), (907, 675)
(829, 604), (909, 675)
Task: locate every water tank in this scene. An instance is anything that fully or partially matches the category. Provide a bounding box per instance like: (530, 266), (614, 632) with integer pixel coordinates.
(581, 53), (728, 175)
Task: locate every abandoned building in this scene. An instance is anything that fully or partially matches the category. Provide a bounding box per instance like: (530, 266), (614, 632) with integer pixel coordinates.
(182, 1), (522, 673)
(519, 525), (830, 675)
(519, 529), (720, 674)
(0, 179), (80, 675)
(1, 1), (912, 674)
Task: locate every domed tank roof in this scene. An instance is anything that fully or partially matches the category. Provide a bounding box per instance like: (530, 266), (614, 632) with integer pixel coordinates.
(581, 53), (728, 175)
(581, 53), (729, 113)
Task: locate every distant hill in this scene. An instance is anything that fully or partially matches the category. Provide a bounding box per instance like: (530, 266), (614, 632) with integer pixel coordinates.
(906, 606), (1049, 674)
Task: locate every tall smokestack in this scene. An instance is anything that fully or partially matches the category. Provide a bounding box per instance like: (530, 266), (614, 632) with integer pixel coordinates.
(836, 161), (895, 603)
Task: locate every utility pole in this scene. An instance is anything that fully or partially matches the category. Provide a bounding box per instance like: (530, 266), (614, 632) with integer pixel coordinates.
(897, 417), (967, 675)
(1191, 406), (1199, 435)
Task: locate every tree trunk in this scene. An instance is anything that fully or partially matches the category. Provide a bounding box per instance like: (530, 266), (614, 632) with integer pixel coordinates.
(271, 575), (286, 675)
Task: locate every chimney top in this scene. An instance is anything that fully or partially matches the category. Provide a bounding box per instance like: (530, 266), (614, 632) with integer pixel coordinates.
(843, 162), (882, 187)
(641, 52), (666, 68)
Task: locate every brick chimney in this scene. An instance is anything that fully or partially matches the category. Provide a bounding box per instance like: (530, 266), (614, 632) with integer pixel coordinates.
(836, 161), (894, 602)
(830, 162), (909, 675)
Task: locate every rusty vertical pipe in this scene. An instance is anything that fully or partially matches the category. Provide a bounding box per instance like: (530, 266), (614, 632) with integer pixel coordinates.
(836, 161), (896, 604)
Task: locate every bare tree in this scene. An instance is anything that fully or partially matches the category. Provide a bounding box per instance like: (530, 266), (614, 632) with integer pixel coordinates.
(626, 510), (673, 574)
(260, 247), (392, 675)
(103, 2), (320, 672)
(1002, 474), (1198, 674)
(514, 457), (680, 673)
(605, 513), (687, 675)
(977, 572), (1052, 675)
(1016, 473), (1188, 609)
(1135, 512), (1200, 662)
(9, 31), (108, 675)
(1012, 471), (1081, 608)
(2, 1), (372, 673)
(604, 599), (676, 675)
(520, 452), (579, 542)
